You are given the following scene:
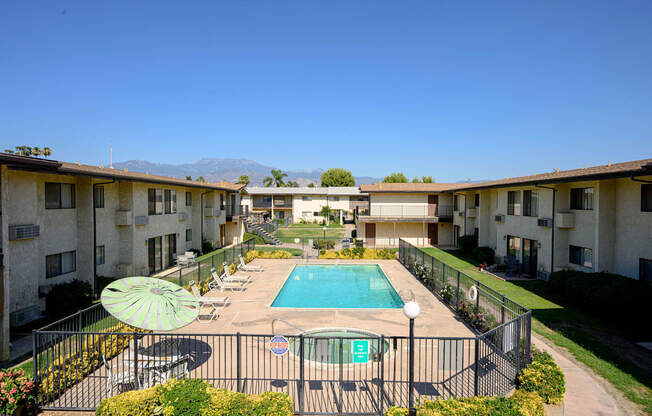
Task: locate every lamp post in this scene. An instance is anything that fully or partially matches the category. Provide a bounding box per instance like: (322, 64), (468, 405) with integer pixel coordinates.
(323, 226), (327, 243)
(403, 300), (421, 416)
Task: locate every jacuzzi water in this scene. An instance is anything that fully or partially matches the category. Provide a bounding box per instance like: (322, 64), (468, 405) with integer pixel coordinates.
(270, 264), (404, 308)
(289, 328), (390, 364)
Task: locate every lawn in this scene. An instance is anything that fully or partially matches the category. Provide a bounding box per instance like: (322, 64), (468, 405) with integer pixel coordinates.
(421, 246), (652, 414)
(275, 223), (345, 243)
(254, 245), (303, 257)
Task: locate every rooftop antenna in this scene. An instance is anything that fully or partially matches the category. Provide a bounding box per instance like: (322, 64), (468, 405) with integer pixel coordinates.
(110, 141), (113, 169)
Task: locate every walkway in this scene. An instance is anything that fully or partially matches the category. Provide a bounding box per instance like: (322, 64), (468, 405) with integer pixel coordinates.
(532, 335), (626, 416)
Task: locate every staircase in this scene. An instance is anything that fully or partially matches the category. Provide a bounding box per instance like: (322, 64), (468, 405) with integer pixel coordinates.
(244, 218), (281, 245)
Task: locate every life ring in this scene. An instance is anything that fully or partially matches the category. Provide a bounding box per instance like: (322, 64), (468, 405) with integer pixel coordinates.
(467, 285), (478, 302)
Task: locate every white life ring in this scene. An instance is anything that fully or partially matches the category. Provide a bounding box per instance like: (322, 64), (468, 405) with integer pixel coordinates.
(467, 285), (478, 302)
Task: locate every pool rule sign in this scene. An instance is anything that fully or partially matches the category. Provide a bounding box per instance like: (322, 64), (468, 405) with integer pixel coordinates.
(269, 336), (289, 356)
(352, 339), (369, 363)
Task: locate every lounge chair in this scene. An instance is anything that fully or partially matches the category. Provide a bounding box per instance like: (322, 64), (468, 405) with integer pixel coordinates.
(209, 267), (252, 287)
(209, 272), (250, 292)
(238, 254), (264, 272)
(149, 354), (191, 386)
(102, 355), (139, 394)
(222, 262), (252, 281)
(189, 281), (230, 322)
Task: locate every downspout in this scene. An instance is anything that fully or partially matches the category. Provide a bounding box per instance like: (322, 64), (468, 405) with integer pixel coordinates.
(93, 178), (115, 297)
(536, 184), (556, 277)
(200, 191), (210, 245)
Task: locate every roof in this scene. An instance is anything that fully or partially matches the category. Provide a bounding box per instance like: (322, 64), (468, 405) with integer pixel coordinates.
(244, 186), (366, 196)
(0, 153), (245, 192)
(361, 158), (652, 193)
(359, 183), (463, 193)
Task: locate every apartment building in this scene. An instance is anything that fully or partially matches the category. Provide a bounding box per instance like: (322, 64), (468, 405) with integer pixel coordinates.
(0, 153), (245, 360)
(358, 159), (652, 284)
(241, 187), (368, 223)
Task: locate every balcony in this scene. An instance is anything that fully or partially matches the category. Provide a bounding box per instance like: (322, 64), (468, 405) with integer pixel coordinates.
(252, 199), (293, 209)
(225, 204), (249, 221)
(357, 204), (453, 222)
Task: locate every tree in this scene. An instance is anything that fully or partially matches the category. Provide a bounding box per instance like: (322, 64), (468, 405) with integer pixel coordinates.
(42, 147), (52, 158)
(4, 146), (53, 157)
(32, 147), (42, 157)
(422, 176), (434, 183)
(320, 168), (355, 187)
(14, 146), (33, 156)
(237, 175), (250, 185)
(185, 176), (192, 180)
(383, 172), (408, 183)
(263, 169), (287, 187)
(196, 176), (205, 182)
(307, 183), (315, 188)
(286, 180), (299, 187)
(319, 205), (332, 225)
(412, 177), (421, 183)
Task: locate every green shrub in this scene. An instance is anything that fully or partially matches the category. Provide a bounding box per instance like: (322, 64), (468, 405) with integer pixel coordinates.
(97, 379), (294, 416)
(472, 246), (495, 265)
(457, 235), (477, 254)
(45, 279), (93, 319)
(510, 390), (545, 416)
(0, 368), (36, 416)
(202, 238), (215, 254)
(387, 396), (528, 415)
(548, 270), (652, 332)
(518, 360), (565, 404)
(97, 276), (115, 296)
(244, 232), (266, 245)
(351, 229), (357, 239)
(312, 240), (335, 250)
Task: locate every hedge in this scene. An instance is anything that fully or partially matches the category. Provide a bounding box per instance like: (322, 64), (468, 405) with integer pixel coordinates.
(96, 378), (293, 416)
(319, 248), (397, 260)
(45, 279), (94, 319)
(244, 250), (292, 261)
(548, 269), (652, 332)
(518, 351), (565, 405)
(385, 395), (541, 416)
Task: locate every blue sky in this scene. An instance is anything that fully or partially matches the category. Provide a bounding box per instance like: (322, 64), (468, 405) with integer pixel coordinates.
(1, 1), (651, 182)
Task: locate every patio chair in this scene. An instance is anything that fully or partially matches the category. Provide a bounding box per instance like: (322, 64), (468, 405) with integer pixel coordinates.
(238, 254), (264, 272)
(189, 280), (230, 322)
(209, 272), (250, 292)
(208, 268), (251, 289)
(149, 354), (191, 386)
(102, 354), (139, 395)
(222, 262), (252, 281)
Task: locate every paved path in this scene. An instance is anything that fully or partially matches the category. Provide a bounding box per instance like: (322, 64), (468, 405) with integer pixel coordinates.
(532, 335), (626, 416)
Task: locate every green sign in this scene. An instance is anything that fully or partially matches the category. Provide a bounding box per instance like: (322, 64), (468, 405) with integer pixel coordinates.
(352, 340), (369, 364)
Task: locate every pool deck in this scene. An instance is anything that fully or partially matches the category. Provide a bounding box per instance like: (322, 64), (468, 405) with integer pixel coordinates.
(181, 258), (474, 338)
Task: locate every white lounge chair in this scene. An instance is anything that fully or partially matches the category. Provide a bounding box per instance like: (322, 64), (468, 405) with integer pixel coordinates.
(214, 266), (252, 284)
(222, 262), (252, 281)
(209, 272), (250, 292)
(149, 354), (191, 386)
(102, 355), (139, 395)
(238, 255), (264, 272)
(189, 281), (230, 322)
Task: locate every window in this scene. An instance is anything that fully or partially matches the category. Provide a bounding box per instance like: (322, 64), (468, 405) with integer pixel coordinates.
(185, 191), (192, 206)
(148, 236), (162, 274)
(148, 189), (163, 215)
(46, 251), (76, 278)
(569, 245), (593, 268)
(96, 246), (105, 265)
(330, 196), (339, 202)
(507, 235), (521, 259)
(523, 190), (539, 217)
(164, 190), (177, 214)
(642, 184), (652, 212)
(94, 186), (105, 208)
(454, 195), (459, 211)
(313, 212), (320, 217)
(45, 183), (75, 209)
(474, 227), (479, 239)
(302, 196), (312, 201)
(186, 229), (192, 242)
(507, 191), (521, 215)
(640, 258), (652, 283)
(474, 193), (480, 208)
(571, 187), (594, 210)
(302, 211), (312, 217)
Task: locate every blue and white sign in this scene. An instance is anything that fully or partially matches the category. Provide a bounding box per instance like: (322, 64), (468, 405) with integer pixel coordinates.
(269, 336), (289, 356)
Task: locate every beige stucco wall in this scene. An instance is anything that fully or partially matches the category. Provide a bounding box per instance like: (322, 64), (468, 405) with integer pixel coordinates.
(292, 195), (328, 221)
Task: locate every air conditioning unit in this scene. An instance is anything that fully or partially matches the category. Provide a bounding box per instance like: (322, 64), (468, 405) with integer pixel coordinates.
(8, 224), (40, 240)
(115, 210), (132, 226)
(494, 214), (505, 222)
(537, 218), (553, 227)
(134, 215), (149, 226)
(204, 208), (215, 217)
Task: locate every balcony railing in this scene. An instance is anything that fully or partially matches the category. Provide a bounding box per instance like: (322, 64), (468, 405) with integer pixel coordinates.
(357, 204), (453, 219)
(224, 204), (248, 219)
(252, 199), (293, 209)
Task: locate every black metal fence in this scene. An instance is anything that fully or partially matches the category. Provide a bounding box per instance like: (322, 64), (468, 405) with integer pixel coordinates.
(156, 237), (256, 289)
(32, 239), (531, 415)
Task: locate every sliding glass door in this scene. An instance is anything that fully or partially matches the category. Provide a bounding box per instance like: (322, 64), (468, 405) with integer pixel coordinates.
(148, 236), (162, 274)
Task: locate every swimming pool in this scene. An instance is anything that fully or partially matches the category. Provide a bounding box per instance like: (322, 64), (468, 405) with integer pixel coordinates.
(271, 264), (404, 308)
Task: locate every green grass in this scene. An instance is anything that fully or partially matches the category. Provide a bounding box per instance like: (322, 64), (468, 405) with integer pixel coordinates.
(254, 245), (303, 257)
(275, 224), (345, 243)
(290, 223), (343, 229)
(421, 246), (652, 414)
(244, 232), (267, 245)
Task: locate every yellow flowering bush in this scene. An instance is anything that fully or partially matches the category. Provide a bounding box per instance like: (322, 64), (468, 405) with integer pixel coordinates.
(510, 390), (545, 416)
(318, 248), (397, 260)
(518, 360), (565, 404)
(245, 250), (292, 260)
(96, 378), (293, 416)
(386, 396), (531, 415)
(38, 324), (149, 402)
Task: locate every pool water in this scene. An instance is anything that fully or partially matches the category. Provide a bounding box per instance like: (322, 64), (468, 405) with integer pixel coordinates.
(289, 328), (390, 364)
(271, 264), (404, 308)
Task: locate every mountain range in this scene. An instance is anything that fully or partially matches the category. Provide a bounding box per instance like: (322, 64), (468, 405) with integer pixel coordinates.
(112, 158), (382, 186)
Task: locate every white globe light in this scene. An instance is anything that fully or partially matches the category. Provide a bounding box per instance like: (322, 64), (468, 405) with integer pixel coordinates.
(403, 301), (420, 320)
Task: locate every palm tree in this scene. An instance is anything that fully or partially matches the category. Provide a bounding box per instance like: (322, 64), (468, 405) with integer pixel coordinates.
(42, 147), (52, 158)
(15, 146), (32, 156)
(263, 169), (287, 187)
(32, 147), (42, 157)
(237, 175), (250, 185)
(185, 176), (192, 180)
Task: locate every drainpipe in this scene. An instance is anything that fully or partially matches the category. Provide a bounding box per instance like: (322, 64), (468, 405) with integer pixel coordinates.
(93, 178), (115, 297)
(200, 191), (211, 245)
(536, 184), (556, 277)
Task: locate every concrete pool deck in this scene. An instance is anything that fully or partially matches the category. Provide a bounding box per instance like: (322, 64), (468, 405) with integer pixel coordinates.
(179, 258), (474, 338)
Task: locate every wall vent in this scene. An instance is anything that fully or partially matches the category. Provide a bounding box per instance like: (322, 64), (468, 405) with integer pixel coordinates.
(537, 218), (553, 227)
(9, 224), (40, 240)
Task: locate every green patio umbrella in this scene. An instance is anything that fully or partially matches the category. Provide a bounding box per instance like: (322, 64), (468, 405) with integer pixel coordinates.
(101, 276), (199, 331)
